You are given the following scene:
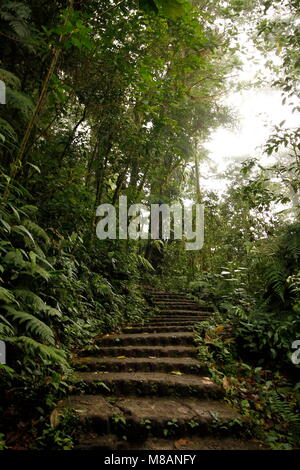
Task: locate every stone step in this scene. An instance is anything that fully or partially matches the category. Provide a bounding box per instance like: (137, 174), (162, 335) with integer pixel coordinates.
(79, 345), (198, 358)
(95, 332), (195, 347)
(73, 356), (207, 374)
(155, 299), (199, 303)
(145, 321), (201, 326)
(148, 315), (209, 321)
(155, 310), (211, 316)
(154, 303), (215, 311)
(75, 434), (263, 451)
(157, 304), (208, 311)
(60, 395), (241, 442)
(74, 372), (224, 398)
(152, 298), (195, 302)
(149, 314), (208, 319)
(121, 325), (193, 334)
(149, 290), (186, 294)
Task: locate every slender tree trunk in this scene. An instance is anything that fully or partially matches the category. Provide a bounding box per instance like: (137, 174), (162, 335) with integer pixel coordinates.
(60, 106), (87, 162)
(3, 0), (74, 199)
(194, 142), (202, 204)
(112, 163), (129, 205)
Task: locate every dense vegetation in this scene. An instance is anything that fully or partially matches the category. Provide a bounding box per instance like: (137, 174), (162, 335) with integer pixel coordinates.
(0, 0), (299, 450)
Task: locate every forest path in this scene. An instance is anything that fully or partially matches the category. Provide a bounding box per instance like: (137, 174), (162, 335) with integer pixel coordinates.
(59, 290), (262, 450)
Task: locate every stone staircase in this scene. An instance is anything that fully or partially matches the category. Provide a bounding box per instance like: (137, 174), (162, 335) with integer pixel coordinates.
(59, 290), (260, 450)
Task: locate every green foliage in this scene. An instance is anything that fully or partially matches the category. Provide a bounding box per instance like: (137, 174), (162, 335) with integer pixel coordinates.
(0, 0), (298, 451)
(0, 171), (69, 371)
(6, 88), (34, 122)
(35, 410), (80, 450)
(0, 433), (7, 450)
(0, 1), (32, 39)
(194, 316), (300, 449)
(139, 0), (192, 19)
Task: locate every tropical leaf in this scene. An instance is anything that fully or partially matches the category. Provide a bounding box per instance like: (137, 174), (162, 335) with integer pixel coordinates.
(6, 88), (34, 122)
(7, 336), (68, 368)
(0, 286), (17, 304)
(0, 68), (21, 89)
(4, 306), (55, 345)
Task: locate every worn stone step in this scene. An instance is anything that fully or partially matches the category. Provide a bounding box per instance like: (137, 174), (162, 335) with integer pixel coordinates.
(157, 304), (208, 311)
(148, 291), (186, 296)
(74, 372), (224, 398)
(155, 299), (199, 304)
(155, 298), (199, 302)
(150, 291), (186, 294)
(95, 332), (195, 347)
(75, 434), (263, 451)
(79, 345), (198, 358)
(61, 395), (241, 442)
(152, 296), (190, 300)
(149, 314), (208, 319)
(121, 325), (194, 334)
(73, 356), (207, 374)
(148, 315), (209, 322)
(152, 298), (195, 303)
(149, 315), (209, 326)
(145, 321), (201, 327)
(154, 302), (215, 311)
(155, 310), (211, 316)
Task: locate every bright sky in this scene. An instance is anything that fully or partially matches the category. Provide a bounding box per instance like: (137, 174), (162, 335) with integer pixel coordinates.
(200, 27), (300, 194)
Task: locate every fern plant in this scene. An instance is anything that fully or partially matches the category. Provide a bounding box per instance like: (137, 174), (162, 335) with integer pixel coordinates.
(252, 222), (300, 305)
(0, 1), (32, 40)
(0, 169), (68, 370)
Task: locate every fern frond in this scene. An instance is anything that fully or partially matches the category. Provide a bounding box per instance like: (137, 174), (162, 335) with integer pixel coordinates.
(0, 286), (17, 304)
(19, 205), (38, 217)
(269, 392), (300, 430)
(3, 249), (25, 269)
(264, 261), (286, 302)
(0, 313), (14, 332)
(0, 68), (21, 89)
(8, 19), (30, 38)
(4, 306), (55, 345)
(0, 322), (15, 337)
(14, 289), (46, 311)
(44, 306), (62, 318)
(152, 239), (165, 252)
(22, 219), (50, 246)
(6, 88), (34, 122)
(0, 118), (18, 145)
(13, 290), (61, 317)
(30, 263), (51, 281)
(6, 336), (68, 368)
(131, 254), (155, 272)
(0, 1), (31, 39)
(3, 2), (31, 20)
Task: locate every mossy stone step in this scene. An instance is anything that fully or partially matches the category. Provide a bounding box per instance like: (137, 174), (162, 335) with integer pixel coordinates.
(74, 371), (224, 398)
(149, 315), (209, 321)
(145, 320), (203, 326)
(95, 332), (195, 347)
(60, 395), (242, 441)
(55, 290), (254, 450)
(155, 310), (212, 316)
(75, 434), (263, 451)
(155, 300), (200, 304)
(78, 345), (198, 358)
(73, 356), (207, 374)
(157, 305), (210, 311)
(121, 325), (194, 334)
